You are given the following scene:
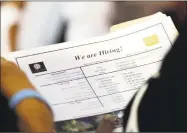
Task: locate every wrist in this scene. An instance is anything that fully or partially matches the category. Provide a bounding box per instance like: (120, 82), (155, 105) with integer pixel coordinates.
(1, 76), (35, 98)
(9, 89), (54, 122)
(16, 98), (54, 132)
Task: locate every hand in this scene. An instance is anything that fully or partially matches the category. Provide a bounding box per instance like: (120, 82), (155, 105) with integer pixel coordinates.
(1, 57), (35, 98)
(96, 114), (118, 133)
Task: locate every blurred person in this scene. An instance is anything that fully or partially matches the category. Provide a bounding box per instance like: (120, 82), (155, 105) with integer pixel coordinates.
(1, 1), (25, 56)
(1, 2), (20, 56)
(123, 14), (187, 132)
(13, 1), (186, 50)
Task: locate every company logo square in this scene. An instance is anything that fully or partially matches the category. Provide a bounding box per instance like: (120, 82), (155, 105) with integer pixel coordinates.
(29, 62), (47, 74)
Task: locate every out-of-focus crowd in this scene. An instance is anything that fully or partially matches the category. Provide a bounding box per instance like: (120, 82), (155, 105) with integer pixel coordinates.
(1, 1), (186, 56)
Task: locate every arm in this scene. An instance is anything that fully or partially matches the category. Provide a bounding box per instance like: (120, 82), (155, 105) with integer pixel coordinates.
(16, 99), (54, 132)
(1, 57), (54, 132)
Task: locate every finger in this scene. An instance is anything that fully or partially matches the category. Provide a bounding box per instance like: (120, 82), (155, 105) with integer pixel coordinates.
(96, 119), (115, 133)
(104, 114), (117, 122)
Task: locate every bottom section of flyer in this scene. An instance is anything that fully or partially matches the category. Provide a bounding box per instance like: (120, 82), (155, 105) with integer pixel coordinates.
(55, 110), (123, 132)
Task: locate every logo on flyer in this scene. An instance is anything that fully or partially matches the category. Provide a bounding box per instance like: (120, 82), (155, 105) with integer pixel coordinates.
(29, 62), (47, 74)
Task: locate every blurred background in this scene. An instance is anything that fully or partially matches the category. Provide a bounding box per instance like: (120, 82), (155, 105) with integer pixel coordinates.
(1, 1), (187, 57)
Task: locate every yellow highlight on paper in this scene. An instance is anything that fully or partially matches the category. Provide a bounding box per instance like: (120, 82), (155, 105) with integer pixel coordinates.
(143, 34), (159, 47)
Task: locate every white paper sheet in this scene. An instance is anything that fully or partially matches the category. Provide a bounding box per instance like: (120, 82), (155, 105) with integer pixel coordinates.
(6, 13), (178, 132)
